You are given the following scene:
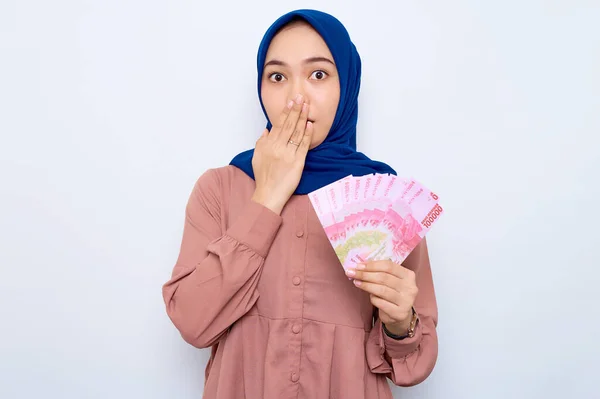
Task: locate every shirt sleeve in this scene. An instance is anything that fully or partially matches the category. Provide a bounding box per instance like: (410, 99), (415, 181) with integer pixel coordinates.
(365, 238), (439, 386)
(162, 169), (283, 349)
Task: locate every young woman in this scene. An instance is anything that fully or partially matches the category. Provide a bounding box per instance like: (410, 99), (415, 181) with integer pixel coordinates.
(163, 9), (438, 399)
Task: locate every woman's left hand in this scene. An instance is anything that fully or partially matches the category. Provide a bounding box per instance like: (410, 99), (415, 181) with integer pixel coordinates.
(346, 260), (418, 336)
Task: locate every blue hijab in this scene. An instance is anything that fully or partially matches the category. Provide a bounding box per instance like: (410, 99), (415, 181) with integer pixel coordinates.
(229, 9), (397, 195)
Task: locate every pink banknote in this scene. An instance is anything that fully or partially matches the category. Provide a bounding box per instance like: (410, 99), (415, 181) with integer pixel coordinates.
(308, 174), (443, 272)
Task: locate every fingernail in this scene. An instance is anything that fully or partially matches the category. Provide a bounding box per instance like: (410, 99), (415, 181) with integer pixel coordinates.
(295, 94), (303, 104)
(302, 103), (307, 113)
(345, 269), (356, 277)
(355, 263), (366, 270)
(306, 121), (313, 129)
(287, 100), (294, 109)
(353, 279), (362, 286)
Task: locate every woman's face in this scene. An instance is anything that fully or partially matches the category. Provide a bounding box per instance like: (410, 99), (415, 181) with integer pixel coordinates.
(261, 21), (340, 149)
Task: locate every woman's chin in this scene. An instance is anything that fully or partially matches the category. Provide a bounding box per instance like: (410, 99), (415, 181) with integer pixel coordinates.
(309, 138), (326, 150)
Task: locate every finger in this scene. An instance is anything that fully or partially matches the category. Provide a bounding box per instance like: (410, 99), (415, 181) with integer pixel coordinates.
(296, 121), (313, 156)
(270, 100), (294, 139)
(352, 280), (400, 304)
(288, 102), (309, 147)
(357, 260), (414, 280)
(277, 94), (304, 145)
(346, 270), (403, 293)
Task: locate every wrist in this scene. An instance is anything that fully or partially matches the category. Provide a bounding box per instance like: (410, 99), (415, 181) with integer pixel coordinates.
(383, 307), (419, 339)
(383, 318), (411, 336)
(251, 190), (283, 215)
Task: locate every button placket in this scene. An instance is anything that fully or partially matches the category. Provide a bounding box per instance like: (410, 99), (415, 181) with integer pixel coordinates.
(287, 197), (308, 389)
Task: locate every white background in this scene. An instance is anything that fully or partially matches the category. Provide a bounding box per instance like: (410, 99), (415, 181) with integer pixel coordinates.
(1, 1), (599, 398)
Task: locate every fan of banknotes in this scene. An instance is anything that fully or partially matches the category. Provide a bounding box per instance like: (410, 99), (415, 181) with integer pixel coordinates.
(308, 174), (443, 272)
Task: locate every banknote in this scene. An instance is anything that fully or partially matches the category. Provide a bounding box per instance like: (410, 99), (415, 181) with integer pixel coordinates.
(309, 174), (443, 272)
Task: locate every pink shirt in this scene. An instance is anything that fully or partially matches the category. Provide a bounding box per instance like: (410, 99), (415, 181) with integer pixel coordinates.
(162, 166), (439, 398)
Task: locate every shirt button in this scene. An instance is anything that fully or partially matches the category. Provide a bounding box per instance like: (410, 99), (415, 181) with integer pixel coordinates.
(292, 324), (302, 334)
(291, 372), (299, 382)
(296, 230), (304, 238)
(292, 276), (301, 286)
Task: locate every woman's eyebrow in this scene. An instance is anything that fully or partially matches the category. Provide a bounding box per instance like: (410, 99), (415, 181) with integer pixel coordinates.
(304, 56), (335, 65)
(264, 56), (335, 68)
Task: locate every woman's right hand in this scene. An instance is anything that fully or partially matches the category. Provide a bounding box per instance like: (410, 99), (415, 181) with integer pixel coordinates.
(251, 94), (313, 215)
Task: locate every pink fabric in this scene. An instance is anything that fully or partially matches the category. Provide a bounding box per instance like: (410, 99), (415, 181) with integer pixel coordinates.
(162, 166), (439, 399)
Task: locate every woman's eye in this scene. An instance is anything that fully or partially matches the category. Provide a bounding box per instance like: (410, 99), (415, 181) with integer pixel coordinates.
(310, 70), (328, 80)
(269, 73), (286, 82)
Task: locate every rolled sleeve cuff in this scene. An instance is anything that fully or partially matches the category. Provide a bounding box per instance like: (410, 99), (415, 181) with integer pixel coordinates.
(225, 200), (283, 258)
(381, 319), (424, 359)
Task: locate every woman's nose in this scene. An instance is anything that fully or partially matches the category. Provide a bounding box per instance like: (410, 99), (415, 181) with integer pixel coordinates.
(289, 80), (308, 104)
